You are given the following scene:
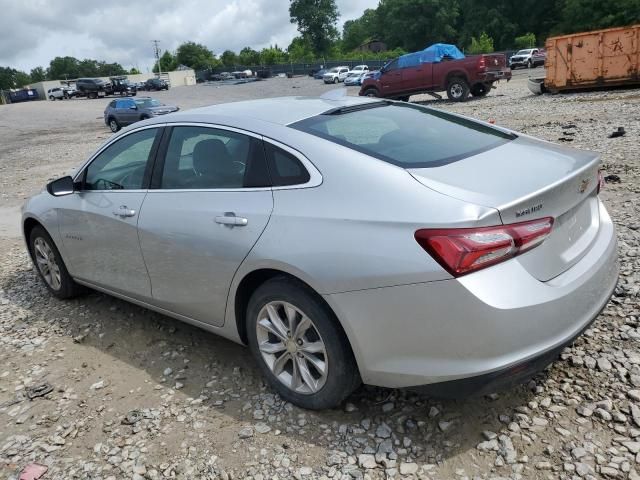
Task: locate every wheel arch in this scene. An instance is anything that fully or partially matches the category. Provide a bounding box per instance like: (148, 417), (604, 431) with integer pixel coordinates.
(445, 70), (469, 85)
(232, 268), (359, 370)
(23, 216), (43, 246)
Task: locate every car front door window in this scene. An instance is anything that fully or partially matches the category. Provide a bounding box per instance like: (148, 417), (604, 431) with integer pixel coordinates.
(84, 128), (157, 190)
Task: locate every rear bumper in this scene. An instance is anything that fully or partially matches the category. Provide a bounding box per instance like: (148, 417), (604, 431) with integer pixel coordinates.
(412, 305), (601, 398)
(326, 200), (618, 389)
(480, 69), (512, 81)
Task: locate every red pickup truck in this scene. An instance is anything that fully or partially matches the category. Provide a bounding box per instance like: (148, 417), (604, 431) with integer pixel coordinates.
(359, 54), (511, 102)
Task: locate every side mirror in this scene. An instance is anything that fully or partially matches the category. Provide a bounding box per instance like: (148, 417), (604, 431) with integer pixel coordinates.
(47, 176), (75, 196)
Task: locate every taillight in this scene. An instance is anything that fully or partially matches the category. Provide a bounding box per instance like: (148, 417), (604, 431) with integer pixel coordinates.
(597, 170), (604, 194)
(415, 217), (554, 277)
(478, 57), (486, 70)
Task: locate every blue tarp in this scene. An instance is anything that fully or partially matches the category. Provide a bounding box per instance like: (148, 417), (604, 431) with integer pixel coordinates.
(397, 43), (465, 68)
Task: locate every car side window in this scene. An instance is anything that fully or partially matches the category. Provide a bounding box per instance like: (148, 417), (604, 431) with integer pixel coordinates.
(84, 128), (158, 191)
(160, 126), (270, 189)
(385, 60), (399, 72)
(264, 143), (310, 187)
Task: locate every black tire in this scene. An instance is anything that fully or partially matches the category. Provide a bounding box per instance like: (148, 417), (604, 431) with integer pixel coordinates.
(396, 96), (410, 102)
(140, 115), (149, 121)
(29, 226), (84, 299)
(49, 95), (55, 101)
(471, 82), (492, 97)
(446, 77), (470, 102)
(527, 60), (533, 69)
(108, 117), (120, 132)
(246, 277), (361, 410)
(333, 77), (339, 84)
(363, 88), (379, 98)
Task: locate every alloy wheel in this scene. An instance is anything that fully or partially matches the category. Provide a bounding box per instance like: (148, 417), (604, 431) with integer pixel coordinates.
(109, 119), (118, 132)
(33, 237), (61, 290)
(256, 301), (328, 394)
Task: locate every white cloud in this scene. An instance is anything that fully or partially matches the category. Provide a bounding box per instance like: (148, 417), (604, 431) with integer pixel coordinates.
(0, 0), (379, 72)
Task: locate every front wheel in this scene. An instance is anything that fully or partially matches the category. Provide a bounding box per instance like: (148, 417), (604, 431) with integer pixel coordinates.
(363, 88), (379, 98)
(333, 77), (339, 84)
(29, 226), (84, 299)
(49, 96), (54, 101)
(446, 77), (470, 102)
(246, 277), (361, 410)
(108, 117), (120, 132)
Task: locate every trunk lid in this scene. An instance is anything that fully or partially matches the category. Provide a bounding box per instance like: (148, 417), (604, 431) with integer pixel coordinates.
(409, 136), (601, 281)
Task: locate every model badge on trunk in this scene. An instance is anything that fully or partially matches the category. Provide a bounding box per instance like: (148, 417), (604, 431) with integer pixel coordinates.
(516, 203), (543, 218)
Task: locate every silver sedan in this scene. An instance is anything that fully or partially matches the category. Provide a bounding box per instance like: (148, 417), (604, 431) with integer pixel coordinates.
(22, 96), (618, 409)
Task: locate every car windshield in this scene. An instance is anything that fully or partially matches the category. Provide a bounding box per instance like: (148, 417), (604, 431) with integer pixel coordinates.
(135, 98), (162, 108)
(291, 103), (515, 168)
(516, 49), (533, 55)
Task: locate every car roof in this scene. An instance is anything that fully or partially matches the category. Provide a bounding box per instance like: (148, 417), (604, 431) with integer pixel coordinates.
(167, 96), (378, 126)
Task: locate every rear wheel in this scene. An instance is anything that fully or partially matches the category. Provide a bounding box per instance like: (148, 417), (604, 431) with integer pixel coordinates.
(29, 226), (84, 299)
(363, 88), (379, 98)
(446, 77), (470, 102)
(108, 117), (120, 132)
(49, 95), (54, 101)
(333, 77), (339, 84)
(246, 277), (361, 410)
(471, 82), (492, 97)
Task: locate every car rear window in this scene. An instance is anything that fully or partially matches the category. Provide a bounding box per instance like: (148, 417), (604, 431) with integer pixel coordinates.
(291, 103), (515, 168)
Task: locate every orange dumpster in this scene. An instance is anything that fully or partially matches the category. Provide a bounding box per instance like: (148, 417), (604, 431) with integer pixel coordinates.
(543, 24), (640, 92)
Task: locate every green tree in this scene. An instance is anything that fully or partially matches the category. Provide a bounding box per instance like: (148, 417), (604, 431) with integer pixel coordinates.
(342, 9), (380, 51)
(238, 47), (261, 65)
(29, 66), (47, 82)
(129, 67), (141, 75)
(175, 42), (217, 70)
(48, 56), (80, 80)
(260, 46), (286, 65)
(514, 33), (537, 49)
(287, 37), (315, 62)
(376, 0), (459, 51)
(289, 0), (339, 55)
(0, 67), (32, 89)
(154, 50), (177, 73)
(220, 50), (238, 67)
(468, 32), (495, 53)
(96, 62), (127, 77)
(558, 0), (640, 34)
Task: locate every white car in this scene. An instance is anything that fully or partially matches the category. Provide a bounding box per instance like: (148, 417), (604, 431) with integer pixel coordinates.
(347, 65), (369, 77)
(47, 88), (65, 100)
(323, 66), (350, 84)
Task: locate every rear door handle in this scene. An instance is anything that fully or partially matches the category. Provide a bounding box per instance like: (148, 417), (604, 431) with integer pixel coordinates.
(215, 213), (248, 227)
(113, 205), (136, 217)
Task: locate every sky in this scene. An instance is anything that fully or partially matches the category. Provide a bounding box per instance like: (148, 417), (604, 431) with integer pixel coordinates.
(0, 0), (378, 73)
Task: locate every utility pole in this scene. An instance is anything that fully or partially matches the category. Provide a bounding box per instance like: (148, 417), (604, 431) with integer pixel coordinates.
(152, 40), (162, 77)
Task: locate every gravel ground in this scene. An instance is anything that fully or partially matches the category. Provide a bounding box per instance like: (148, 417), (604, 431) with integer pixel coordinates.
(1, 70), (639, 480)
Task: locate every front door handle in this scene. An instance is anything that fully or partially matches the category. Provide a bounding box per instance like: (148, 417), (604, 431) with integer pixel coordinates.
(215, 213), (248, 227)
(113, 205), (136, 218)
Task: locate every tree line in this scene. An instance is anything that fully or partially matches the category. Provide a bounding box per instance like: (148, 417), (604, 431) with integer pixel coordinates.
(2, 0), (638, 90)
